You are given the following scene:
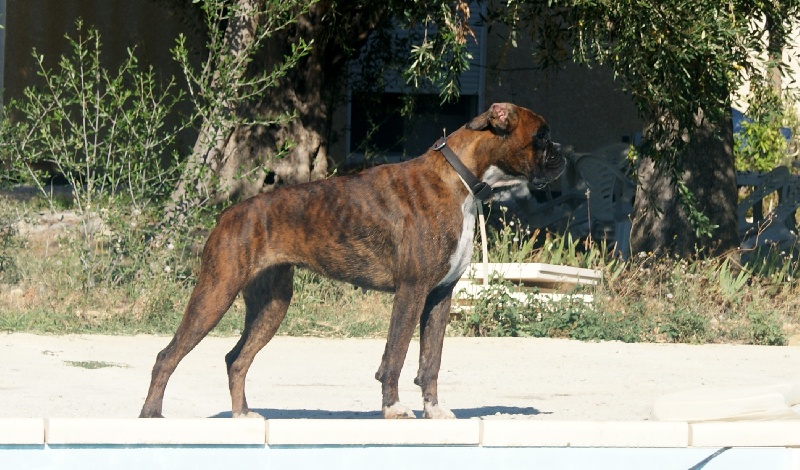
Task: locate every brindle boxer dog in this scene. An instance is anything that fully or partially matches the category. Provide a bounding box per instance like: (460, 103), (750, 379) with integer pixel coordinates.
(140, 102), (565, 420)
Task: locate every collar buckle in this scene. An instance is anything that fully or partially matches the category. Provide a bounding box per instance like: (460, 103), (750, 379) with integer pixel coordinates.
(472, 182), (492, 201)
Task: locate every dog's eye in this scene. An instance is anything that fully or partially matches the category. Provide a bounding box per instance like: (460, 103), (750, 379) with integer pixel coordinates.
(533, 126), (550, 151)
(535, 125), (550, 142)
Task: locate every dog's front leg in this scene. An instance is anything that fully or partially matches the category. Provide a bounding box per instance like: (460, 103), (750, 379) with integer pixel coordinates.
(415, 283), (457, 419)
(376, 284), (428, 419)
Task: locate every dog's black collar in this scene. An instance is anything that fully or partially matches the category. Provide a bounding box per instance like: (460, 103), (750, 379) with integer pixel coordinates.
(432, 136), (492, 201)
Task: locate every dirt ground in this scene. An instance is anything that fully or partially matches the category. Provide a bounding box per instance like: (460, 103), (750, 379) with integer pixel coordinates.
(2, 333), (800, 421)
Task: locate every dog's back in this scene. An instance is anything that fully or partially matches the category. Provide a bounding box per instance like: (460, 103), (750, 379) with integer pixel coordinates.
(210, 152), (466, 292)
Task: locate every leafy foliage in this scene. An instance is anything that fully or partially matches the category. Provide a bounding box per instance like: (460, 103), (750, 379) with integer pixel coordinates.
(489, 0), (800, 243)
(1, 22), (185, 290)
(400, 0), (473, 100)
(735, 76), (794, 172)
(164, 0), (314, 230)
(0, 210), (23, 285)
(4, 22), (183, 209)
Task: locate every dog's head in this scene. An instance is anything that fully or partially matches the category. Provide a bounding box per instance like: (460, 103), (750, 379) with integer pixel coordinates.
(466, 103), (565, 191)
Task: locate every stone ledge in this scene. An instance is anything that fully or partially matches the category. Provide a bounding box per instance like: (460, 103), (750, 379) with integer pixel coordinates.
(480, 420), (690, 448)
(0, 418), (45, 445)
(4, 418), (800, 447)
(45, 418), (266, 445)
(690, 421), (800, 448)
(266, 419), (481, 446)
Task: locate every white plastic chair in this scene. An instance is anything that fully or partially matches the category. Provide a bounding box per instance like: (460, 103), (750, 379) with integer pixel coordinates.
(740, 171), (800, 252)
(569, 154), (636, 259)
(736, 166), (792, 245)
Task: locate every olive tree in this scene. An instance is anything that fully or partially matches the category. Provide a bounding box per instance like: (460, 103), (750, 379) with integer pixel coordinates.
(496, 0), (799, 256)
(162, 0), (799, 258)
(158, 0), (474, 229)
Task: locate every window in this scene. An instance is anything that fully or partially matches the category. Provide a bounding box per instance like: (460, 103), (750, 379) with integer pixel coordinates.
(345, 4), (485, 166)
(348, 93), (479, 162)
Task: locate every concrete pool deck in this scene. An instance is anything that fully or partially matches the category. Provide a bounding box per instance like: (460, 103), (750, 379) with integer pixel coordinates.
(2, 333), (800, 421)
(3, 334), (800, 468)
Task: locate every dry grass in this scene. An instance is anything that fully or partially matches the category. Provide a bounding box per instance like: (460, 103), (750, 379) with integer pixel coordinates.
(2, 193), (800, 344)
(597, 253), (800, 344)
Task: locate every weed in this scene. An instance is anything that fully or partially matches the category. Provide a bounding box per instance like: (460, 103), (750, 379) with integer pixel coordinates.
(0, 208), (23, 284)
(482, 207), (538, 263)
(452, 281), (530, 337)
(717, 258), (751, 303)
(452, 223), (800, 345)
(4, 176), (800, 345)
(450, 281), (648, 343)
(64, 360), (129, 369)
(280, 269), (393, 338)
(659, 308), (709, 344)
(746, 309), (786, 346)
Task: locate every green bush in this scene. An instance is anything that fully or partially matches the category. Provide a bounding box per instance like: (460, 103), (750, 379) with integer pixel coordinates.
(0, 210), (23, 285)
(455, 282), (532, 337)
(659, 308), (709, 344)
(450, 279), (646, 342)
(735, 77), (793, 172)
(746, 309), (786, 346)
(1, 22), (186, 291)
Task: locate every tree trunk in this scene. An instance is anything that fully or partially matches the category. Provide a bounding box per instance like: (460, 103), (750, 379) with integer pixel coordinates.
(166, 1), (329, 213)
(210, 6), (341, 200)
(162, 1), (388, 231)
(209, 48), (332, 201)
(630, 108), (739, 257)
(764, 11), (784, 95)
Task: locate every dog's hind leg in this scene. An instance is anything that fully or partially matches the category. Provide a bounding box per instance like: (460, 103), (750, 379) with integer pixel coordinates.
(139, 265), (244, 418)
(415, 283), (457, 419)
(225, 264), (293, 418)
(376, 284), (429, 419)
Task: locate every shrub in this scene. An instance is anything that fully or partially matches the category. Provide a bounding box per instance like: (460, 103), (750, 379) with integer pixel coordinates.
(0, 208), (23, 285)
(734, 77), (794, 173)
(746, 309), (786, 346)
(1, 22), (186, 291)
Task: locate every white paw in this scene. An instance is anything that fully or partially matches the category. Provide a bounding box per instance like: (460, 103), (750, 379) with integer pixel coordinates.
(382, 403), (417, 419)
(423, 402), (456, 419)
(233, 410), (265, 419)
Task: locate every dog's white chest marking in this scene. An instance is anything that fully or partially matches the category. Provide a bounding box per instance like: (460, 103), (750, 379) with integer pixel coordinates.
(483, 165), (529, 190)
(437, 195), (476, 287)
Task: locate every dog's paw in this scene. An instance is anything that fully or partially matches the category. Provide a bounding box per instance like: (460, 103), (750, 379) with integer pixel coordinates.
(233, 410), (265, 419)
(423, 402), (456, 419)
(382, 403), (416, 419)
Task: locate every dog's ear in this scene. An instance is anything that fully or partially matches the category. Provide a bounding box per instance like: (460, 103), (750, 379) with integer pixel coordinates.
(466, 103), (513, 133)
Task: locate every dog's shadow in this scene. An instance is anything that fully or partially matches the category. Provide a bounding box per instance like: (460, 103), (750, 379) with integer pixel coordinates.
(210, 406), (546, 419)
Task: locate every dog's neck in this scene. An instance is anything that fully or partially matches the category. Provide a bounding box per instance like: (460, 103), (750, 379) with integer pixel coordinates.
(432, 137), (492, 201)
(441, 130), (488, 178)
